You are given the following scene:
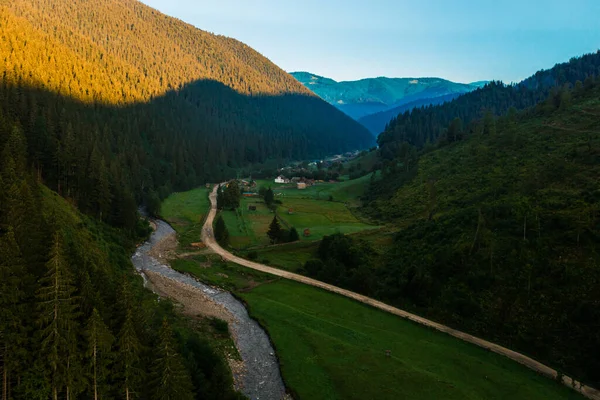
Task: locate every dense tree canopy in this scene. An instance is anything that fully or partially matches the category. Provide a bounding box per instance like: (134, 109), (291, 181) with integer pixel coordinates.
(378, 51), (600, 156)
(0, 0), (373, 228)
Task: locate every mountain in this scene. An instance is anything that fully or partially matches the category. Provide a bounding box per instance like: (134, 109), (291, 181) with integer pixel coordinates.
(0, 0), (373, 219)
(290, 71), (484, 124)
(358, 93), (463, 135)
(0, 1), (374, 397)
(378, 51), (600, 153)
(367, 80), (600, 386)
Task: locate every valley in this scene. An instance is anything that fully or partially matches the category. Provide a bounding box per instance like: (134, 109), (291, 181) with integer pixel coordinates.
(1, 0), (599, 399)
(153, 182), (591, 399)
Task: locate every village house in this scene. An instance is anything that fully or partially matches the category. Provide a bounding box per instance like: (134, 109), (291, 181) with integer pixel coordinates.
(274, 175), (290, 184)
(297, 182), (307, 189)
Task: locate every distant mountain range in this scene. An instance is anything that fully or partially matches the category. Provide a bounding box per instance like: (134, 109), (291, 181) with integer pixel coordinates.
(291, 72), (487, 135)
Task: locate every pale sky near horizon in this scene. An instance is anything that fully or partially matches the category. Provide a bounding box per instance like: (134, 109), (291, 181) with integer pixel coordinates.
(140, 0), (600, 84)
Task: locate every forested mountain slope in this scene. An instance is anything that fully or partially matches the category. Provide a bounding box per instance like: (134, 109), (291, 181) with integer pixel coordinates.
(378, 51), (600, 154)
(0, 0), (373, 225)
(350, 81), (599, 386)
(358, 93), (462, 135)
(0, 121), (242, 399)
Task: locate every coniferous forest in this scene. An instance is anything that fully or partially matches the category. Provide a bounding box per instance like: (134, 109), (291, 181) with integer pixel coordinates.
(0, 0), (372, 398)
(302, 54), (600, 387)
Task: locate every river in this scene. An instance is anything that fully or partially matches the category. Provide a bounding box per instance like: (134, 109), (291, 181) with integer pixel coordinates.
(131, 219), (286, 400)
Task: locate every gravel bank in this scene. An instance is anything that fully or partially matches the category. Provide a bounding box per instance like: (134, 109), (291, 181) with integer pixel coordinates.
(131, 219), (286, 400)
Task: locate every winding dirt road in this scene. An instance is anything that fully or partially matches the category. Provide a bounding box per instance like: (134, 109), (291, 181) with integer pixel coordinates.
(201, 185), (600, 400)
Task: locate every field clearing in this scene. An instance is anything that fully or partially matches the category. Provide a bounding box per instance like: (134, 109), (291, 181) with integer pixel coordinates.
(240, 280), (583, 400)
(161, 187), (210, 247)
(221, 195), (377, 249)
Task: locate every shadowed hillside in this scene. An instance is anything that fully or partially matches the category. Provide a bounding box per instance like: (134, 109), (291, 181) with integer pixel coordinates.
(0, 0), (373, 226)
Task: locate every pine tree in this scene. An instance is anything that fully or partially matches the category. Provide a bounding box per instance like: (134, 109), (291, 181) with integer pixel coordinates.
(36, 232), (80, 400)
(0, 228), (25, 400)
(223, 181), (241, 210)
(150, 319), (194, 400)
(289, 227), (300, 242)
(85, 309), (114, 400)
(267, 216), (283, 244)
(264, 187), (274, 205)
(216, 185), (224, 210)
(117, 309), (142, 400)
(214, 215), (229, 246)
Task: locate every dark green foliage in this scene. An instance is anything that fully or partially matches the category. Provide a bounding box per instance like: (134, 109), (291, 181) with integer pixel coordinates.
(216, 185), (225, 211)
(223, 182), (241, 210)
(36, 232), (81, 399)
(214, 215), (229, 246)
(267, 216), (283, 244)
(378, 51), (600, 155)
(0, 122), (243, 399)
(288, 227), (300, 242)
(361, 81), (600, 386)
(84, 309), (114, 400)
(0, 0), (372, 230)
(264, 187), (275, 205)
(303, 233), (376, 294)
(150, 319), (195, 400)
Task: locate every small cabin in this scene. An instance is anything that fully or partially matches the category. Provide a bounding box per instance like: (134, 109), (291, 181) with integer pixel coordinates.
(303, 228), (311, 237)
(288, 208), (294, 214)
(297, 182), (307, 190)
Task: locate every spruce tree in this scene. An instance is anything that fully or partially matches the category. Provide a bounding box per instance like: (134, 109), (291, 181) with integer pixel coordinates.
(36, 232), (80, 400)
(0, 228), (25, 400)
(214, 215), (229, 246)
(216, 185), (224, 210)
(267, 216), (283, 244)
(85, 308), (114, 400)
(289, 227), (300, 242)
(117, 310), (142, 400)
(150, 319), (194, 400)
(264, 187), (274, 205)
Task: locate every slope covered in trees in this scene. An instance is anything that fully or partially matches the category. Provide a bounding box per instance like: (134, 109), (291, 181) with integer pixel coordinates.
(378, 51), (600, 155)
(358, 93), (462, 135)
(306, 79), (600, 387)
(0, 119), (242, 399)
(0, 0), (373, 225)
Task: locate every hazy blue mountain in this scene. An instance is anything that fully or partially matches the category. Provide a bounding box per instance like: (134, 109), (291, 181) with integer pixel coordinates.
(358, 93), (465, 135)
(290, 72), (486, 128)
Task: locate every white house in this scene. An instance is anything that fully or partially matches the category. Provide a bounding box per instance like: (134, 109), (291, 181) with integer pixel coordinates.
(274, 175), (286, 184)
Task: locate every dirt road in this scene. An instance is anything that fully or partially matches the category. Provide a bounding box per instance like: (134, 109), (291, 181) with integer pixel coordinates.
(202, 184), (600, 400)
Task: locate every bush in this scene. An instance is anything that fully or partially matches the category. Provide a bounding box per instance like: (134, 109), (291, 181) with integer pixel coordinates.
(209, 317), (229, 335)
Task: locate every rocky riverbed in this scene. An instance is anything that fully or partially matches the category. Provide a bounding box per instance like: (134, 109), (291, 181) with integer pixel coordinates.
(131, 219), (286, 400)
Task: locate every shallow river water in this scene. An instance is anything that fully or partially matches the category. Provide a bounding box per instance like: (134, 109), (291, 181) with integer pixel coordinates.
(131, 219), (286, 400)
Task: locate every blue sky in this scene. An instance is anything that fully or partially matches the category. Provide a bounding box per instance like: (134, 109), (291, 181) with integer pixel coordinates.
(140, 0), (600, 83)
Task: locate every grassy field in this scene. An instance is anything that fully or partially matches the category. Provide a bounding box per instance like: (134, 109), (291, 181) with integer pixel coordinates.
(240, 280), (582, 400)
(162, 185), (582, 400)
(161, 187), (210, 248)
(256, 173), (377, 205)
(221, 194), (376, 249)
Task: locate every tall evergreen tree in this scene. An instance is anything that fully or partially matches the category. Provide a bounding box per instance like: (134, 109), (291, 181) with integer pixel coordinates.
(117, 310), (142, 400)
(36, 232), (80, 400)
(216, 185), (225, 210)
(0, 228), (25, 400)
(223, 181), (241, 210)
(267, 216), (283, 244)
(85, 308), (114, 400)
(214, 215), (229, 246)
(264, 187), (274, 205)
(150, 319), (194, 400)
